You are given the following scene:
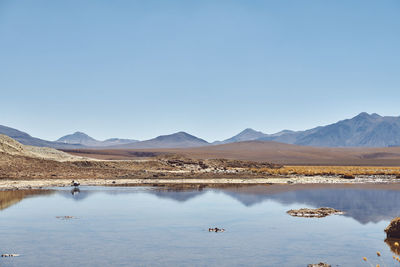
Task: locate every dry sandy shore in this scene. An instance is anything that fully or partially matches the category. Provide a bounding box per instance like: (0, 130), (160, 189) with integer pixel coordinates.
(1, 175), (400, 190)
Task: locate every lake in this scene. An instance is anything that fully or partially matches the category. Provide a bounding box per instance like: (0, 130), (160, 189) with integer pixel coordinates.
(1, 184), (400, 267)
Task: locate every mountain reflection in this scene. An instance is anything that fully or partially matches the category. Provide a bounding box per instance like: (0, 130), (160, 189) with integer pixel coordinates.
(0, 189), (55, 211)
(56, 184), (400, 224)
(145, 184), (400, 224)
(3, 184), (400, 225)
(231, 185), (400, 224)
(58, 186), (208, 202)
(114, 184), (400, 224)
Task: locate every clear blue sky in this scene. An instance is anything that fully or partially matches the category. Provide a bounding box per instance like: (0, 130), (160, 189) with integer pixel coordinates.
(1, 0), (399, 142)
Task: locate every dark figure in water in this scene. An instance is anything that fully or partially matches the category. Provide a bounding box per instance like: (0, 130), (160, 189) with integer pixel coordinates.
(71, 180), (80, 187)
(208, 227), (225, 232)
(70, 187), (80, 196)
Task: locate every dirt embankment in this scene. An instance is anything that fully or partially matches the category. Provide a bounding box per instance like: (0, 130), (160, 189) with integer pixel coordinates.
(0, 134), (88, 162)
(0, 151), (281, 180)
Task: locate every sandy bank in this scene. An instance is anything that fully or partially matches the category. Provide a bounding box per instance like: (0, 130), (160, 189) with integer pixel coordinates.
(1, 175), (400, 190)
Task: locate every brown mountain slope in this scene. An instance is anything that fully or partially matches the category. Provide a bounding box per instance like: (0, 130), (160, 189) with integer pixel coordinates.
(64, 141), (400, 166)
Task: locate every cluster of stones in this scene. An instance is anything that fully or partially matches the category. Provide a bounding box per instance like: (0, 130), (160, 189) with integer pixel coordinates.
(287, 207), (344, 218)
(385, 217), (400, 238)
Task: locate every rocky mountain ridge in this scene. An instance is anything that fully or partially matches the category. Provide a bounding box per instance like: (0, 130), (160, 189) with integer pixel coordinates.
(2, 112), (400, 148)
(57, 131), (138, 147)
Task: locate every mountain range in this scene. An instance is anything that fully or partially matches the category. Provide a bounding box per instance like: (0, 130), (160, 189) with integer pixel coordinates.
(110, 131), (209, 149)
(0, 125), (80, 149)
(57, 132), (138, 147)
(2, 112), (400, 149)
(220, 112), (400, 147)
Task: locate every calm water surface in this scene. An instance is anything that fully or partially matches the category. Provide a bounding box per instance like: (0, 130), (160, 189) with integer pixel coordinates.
(1, 184), (400, 267)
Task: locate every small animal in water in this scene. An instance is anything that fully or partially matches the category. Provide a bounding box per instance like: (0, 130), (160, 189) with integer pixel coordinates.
(208, 227), (225, 232)
(71, 180), (80, 187)
(1, 254), (20, 257)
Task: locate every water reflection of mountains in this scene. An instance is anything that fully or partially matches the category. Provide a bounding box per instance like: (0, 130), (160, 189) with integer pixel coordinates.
(59, 187), (207, 202)
(224, 187), (400, 224)
(149, 186), (400, 224)
(3, 185), (400, 224)
(58, 185), (400, 224)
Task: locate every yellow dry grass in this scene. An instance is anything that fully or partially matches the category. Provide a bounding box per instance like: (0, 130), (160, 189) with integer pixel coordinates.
(253, 166), (400, 176)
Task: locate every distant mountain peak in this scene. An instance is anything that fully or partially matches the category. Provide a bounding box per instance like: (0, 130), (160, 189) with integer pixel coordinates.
(371, 113), (381, 118)
(57, 132), (97, 143)
(353, 112), (382, 120)
(241, 128), (259, 133)
(155, 131), (208, 143)
(175, 131), (192, 136)
(269, 130), (295, 137)
(73, 131), (88, 135)
(222, 128), (267, 144)
(113, 131), (209, 149)
(57, 131), (138, 147)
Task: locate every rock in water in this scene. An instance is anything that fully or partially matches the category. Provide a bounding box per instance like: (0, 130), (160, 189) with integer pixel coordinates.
(384, 238), (400, 255)
(385, 217), (400, 238)
(307, 263), (331, 267)
(56, 216), (76, 220)
(287, 207), (344, 218)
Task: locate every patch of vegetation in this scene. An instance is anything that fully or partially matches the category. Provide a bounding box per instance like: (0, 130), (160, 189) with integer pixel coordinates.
(252, 166), (400, 176)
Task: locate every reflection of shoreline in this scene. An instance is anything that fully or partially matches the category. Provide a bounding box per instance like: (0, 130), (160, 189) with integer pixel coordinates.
(0, 189), (55, 211)
(385, 238), (400, 255)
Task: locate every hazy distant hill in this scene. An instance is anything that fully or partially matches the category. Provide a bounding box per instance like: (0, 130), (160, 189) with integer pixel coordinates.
(115, 131), (209, 149)
(219, 128), (268, 144)
(57, 132), (137, 147)
(258, 112), (400, 147)
(220, 128), (299, 144)
(0, 125), (80, 149)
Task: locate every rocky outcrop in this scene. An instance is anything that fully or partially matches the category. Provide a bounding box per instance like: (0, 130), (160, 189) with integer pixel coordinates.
(384, 238), (400, 255)
(287, 207), (343, 218)
(385, 217), (400, 238)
